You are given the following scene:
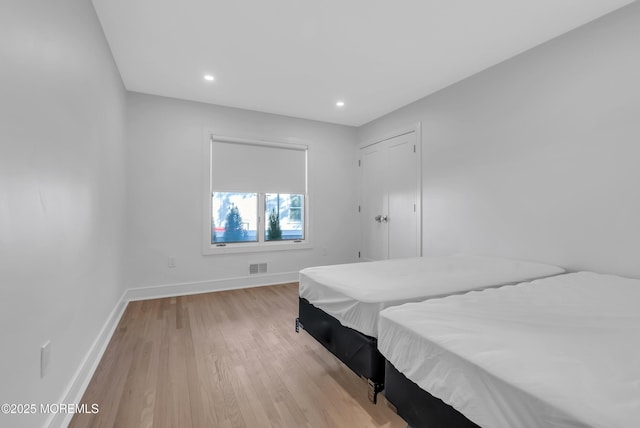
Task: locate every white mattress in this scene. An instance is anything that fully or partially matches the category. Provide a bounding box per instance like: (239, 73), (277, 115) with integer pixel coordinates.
(378, 272), (640, 428)
(299, 254), (564, 337)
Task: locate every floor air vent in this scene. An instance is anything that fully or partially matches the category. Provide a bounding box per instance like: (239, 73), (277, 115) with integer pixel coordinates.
(249, 263), (267, 275)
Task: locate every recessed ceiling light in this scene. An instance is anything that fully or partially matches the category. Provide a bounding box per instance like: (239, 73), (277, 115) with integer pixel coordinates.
(204, 74), (215, 81)
(336, 101), (345, 107)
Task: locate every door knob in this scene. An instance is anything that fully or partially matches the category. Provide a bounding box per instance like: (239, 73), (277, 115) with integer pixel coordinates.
(374, 215), (388, 223)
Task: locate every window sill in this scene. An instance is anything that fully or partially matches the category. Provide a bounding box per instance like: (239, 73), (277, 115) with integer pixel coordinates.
(203, 240), (312, 255)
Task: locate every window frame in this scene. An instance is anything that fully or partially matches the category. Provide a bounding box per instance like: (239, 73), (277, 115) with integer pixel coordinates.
(202, 132), (311, 255)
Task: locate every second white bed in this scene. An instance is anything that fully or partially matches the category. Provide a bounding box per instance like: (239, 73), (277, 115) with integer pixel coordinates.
(378, 272), (640, 428)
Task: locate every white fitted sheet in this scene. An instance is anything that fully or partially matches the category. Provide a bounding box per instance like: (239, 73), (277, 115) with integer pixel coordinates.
(299, 254), (564, 337)
(378, 272), (640, 428)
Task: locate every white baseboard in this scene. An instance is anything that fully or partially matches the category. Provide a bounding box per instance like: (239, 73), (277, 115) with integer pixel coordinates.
(44, 272), (298, 428)
(45, 293), (128, 428)
(124, 271), (299, 301)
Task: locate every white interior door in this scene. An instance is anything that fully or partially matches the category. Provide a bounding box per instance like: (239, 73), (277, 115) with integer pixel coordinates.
(361, 145), (389, 260)
(360, 131), (420, 261)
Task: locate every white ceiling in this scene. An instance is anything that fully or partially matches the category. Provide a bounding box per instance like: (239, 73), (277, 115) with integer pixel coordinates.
(92, 0), (635, 126)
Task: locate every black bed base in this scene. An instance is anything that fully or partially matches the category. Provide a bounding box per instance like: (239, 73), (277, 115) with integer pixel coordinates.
(296, 297), (385, 402)
(385, 360), (481, 428)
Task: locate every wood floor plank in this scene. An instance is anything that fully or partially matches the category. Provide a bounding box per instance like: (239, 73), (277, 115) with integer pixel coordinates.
(69, 283), (406, 428)
(138, 300), (162, 428)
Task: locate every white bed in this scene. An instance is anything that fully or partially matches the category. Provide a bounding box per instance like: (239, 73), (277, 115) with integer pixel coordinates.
(299, 254), (565, 337)
(378, 272), (640, 428)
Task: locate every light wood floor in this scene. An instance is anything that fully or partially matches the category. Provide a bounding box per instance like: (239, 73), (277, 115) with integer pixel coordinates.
(70, 283), (406, 428)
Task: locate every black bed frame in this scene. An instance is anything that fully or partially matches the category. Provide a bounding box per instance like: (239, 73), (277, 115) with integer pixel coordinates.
(296, 298), (483, 426)
(296, 297), (385, 402)
(385, 360), (481, 428)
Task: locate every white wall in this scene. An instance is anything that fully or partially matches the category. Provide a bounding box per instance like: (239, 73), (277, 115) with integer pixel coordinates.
(358, 2), (640, 278)
(0, 1), (127, 427)
(124, 93), (358, 293)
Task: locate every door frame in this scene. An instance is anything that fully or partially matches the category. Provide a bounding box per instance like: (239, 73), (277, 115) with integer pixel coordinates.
(358, 122), (422, 259)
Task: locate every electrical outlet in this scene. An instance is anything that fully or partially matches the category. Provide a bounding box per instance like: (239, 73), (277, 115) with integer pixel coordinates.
(41, 341), (51, 378)
(168, 256), (176, 268)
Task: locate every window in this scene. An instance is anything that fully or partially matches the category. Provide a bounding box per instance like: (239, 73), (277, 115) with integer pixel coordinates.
(212, 192), (258, 243)
(265, 193), (305, 241)
(203, 134), (309, 254)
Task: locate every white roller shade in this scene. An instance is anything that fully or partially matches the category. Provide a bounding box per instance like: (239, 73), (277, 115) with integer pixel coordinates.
(211, 136), (307, 194)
